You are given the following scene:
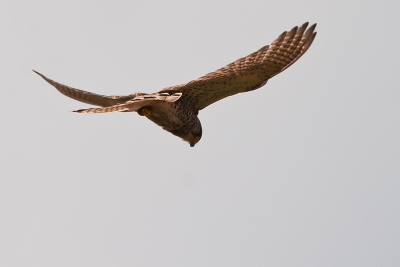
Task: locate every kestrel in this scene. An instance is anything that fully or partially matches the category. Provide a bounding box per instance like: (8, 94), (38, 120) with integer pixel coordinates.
(35, 22), (317, 147)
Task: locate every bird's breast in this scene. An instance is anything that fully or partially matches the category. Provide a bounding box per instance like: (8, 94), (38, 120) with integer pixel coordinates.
(145, 101), (197, 135)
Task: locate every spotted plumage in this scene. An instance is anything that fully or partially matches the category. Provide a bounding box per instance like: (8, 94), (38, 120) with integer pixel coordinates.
(34, 22), (317, 147)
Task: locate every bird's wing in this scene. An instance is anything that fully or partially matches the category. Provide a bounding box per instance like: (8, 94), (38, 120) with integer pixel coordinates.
(73, 92), (182, 114)
(34, 71), (137, 107)
(162, 22), (316, 110)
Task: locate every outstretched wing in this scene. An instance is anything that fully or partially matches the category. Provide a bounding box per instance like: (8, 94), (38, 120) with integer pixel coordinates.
(34, 70), (137, 107)
(34, 70), (182, 114)
(163, 22), (316, 110)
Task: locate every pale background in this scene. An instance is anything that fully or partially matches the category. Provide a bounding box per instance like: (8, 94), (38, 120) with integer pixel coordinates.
(1, 0), (399, 266)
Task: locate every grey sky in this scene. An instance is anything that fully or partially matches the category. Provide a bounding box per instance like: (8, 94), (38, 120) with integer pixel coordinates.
(1, 0), (399, 266)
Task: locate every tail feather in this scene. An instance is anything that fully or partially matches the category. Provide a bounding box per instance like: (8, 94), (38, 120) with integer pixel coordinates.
(73, 92), (182, 114)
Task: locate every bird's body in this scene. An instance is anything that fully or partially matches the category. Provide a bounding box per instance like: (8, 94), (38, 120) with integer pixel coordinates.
(35, 22), (317, 147)
(142, 100), (201, 145)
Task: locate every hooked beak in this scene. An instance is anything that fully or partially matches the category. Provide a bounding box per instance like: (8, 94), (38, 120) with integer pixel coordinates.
(190, 136), (201, 147)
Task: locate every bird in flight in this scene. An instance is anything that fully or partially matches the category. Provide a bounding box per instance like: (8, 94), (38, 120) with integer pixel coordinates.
(34, 22), (316, 147)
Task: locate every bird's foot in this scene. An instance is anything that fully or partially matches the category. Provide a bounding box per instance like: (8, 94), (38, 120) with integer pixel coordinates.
(137, 106), (152, 116)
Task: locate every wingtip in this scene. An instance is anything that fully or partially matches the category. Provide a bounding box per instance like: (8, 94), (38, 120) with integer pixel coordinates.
(33, 70), (45, 79)
(301, 22), (309, 29)
(281, 22), (316, 40)
(300, 22), (317, 33)
(306, 23), (317, 34)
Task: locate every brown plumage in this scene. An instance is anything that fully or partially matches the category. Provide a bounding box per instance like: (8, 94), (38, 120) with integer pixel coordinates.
(34, 22), (317, 147)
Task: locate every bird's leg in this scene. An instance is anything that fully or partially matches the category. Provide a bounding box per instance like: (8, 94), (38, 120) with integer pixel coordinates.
(137, 106), (152, 116)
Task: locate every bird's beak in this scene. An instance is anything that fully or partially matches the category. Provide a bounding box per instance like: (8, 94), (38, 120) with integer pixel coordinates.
(190, 136), (201, 147)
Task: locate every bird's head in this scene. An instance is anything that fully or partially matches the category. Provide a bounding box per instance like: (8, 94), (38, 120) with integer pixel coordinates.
(181, 118), (202, 147)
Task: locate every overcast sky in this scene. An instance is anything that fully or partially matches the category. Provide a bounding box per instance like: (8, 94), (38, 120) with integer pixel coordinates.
(1, 0), (399, 266)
